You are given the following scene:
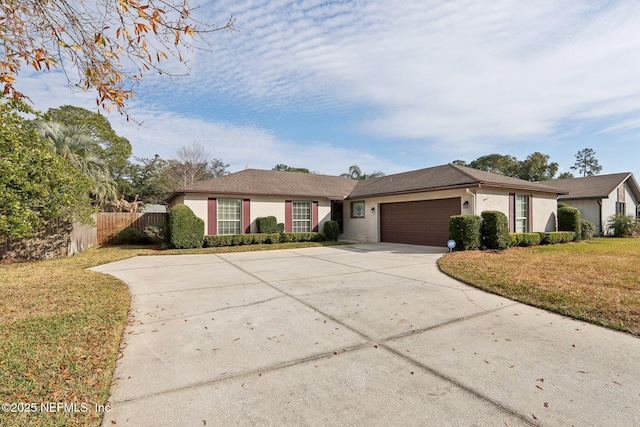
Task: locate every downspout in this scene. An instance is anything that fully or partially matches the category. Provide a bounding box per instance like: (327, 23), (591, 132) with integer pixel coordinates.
(466, 188), (476, 215)
(598, 199), (603, 236)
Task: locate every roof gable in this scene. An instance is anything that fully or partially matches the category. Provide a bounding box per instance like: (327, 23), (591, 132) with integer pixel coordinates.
(544, 173), (640, 200)
(349, 164), (564, 198)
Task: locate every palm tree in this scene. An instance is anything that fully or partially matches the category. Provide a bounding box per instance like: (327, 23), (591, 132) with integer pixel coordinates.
(340, 164), (385, 180)
(37, 121), (116, 204)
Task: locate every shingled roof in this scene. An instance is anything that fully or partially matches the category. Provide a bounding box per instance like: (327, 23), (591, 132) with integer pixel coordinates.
(165, 164), (566, 203)
(544, 173), (640, 200)
(166, 169), (358, 201)
(348, 163), (565, 198)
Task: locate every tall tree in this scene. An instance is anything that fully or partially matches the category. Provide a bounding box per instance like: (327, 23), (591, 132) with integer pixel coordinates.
(272, 164), (310, 173)
(161, 141), (230, 190)
(45, 106), (132, 185)
(454, 152), (559, 182)
(570, 148), (602, 177)
(1, 1), (234, 113)
(340, 165), (385, 180)
(1, 97), (93, 237)
(517, 152), (559, 182)
(121, 155), (170, 204)
(37, 121), (117, 204)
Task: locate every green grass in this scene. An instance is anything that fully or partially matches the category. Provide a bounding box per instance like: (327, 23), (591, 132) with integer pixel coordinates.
(0, 240), (349, 426)
(438, 238), (640, 336)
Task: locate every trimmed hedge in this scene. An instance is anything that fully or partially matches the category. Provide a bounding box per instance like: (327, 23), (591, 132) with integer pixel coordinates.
(481, 210), (510, 250)
(558, 206), (581, 240)
(509, 232), (542, 247)
(540, 231), (576, 245)
(449, 215), (482, 251)
(580, 219), (596, 240)
(323, 220), (340, 241)
(169, 204), (204, 249)
(256, 216), (279, 234)
(204, 232), (326, 247)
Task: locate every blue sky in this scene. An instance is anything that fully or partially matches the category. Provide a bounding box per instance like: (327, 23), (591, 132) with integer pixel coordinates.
(21, 0), (640, 177)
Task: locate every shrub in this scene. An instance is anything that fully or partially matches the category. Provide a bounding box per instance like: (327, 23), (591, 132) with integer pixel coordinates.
(448, 215), (482, 251)
(144, 222), (169, 245)
(169, 204), (204, 249)
(203, 232), (325, 247)
(277, 223), (285, 233)
(557, 202), (569, 209)
(580, 219), (596, 240)
(256, 216), (279, 234)
(323, 220), (340, 241)
(509, 232), (542, 247)
(606, 214), (639, 237)
(111, 227), (149, 245)
(557, 206), (581, 240)
(481, 210), (510, 250)
(540, 231), (576, 245)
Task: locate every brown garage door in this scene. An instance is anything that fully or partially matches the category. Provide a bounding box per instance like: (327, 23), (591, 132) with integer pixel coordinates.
(380, 198), (461, 246)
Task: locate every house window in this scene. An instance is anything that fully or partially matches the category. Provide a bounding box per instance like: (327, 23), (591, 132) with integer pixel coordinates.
(292, 201), (311, 232)
(515, 194), (528, 233)
(218, 198), (242, 234)
(616, 201), (626, 215)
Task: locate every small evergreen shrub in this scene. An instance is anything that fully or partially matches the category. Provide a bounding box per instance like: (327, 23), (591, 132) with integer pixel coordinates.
(277, 223), (285, 233)
(144, 222), (169, 245)
(557, 206), (581, 241)
(448, 215), (482, 251)
(509, 232), (542, 247)
(540, 231), (576, 245)
(112, 227), (149, 245)
(557, 202), (569, 209)
(606, 214), (639, 237)
(579, 219), (596, 240)
(203, 232), (325, 247)
(481, 210), (510, 250)
(323, 220), (340, 241)
(256, 216), (279, 233)
(169, 204), (204, 249)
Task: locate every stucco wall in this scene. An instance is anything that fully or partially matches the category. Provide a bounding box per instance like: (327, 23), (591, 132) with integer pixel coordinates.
(562, 199), (602, 234)
(341, 187), (558, 242)
(178, 193), (331, 234)
(342, 189), (468, 242)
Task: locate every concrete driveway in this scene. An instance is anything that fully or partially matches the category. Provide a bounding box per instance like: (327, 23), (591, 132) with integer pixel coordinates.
(91, 243), (640, 426)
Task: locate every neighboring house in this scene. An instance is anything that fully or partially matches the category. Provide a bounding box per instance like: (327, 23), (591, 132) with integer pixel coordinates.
(544, 173), (640, 235)
(165, 163), (565, 247)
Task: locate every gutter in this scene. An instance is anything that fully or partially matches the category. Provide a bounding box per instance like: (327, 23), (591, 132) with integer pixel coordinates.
(598, 199), (603, 236)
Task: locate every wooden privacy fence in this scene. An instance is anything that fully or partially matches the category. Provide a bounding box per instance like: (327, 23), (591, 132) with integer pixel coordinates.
(97, 212), (168, 244)
(0, 215), (98, 262)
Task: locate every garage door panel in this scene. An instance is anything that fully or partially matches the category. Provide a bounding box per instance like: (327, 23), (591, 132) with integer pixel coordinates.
(380, 198), (461, 246)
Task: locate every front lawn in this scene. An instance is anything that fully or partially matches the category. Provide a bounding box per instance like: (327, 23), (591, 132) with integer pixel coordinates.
(0, 240), (347, 426)
(438, 238), (640, 336)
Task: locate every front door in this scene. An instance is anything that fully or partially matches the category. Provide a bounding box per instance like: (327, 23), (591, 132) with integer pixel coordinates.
(331, 202), (344, 233)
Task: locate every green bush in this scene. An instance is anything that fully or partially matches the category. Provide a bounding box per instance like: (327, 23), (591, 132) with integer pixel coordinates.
(277, 223), (285, 233)
(111, 227), (149, 245)
(203, 232), (325, 247)
(557, 202), (569, 209)
(580, 219), (596, 240)
(480, 210), (510, 250)
(557, 206), (581, 241)
(256, 216), (279, 233)
(540, 231), (576, 245)
(144, 222), (169, 245)
(606, 214), (639, 237)
(323, 220), (340, 241)
(169, 204), (204, 249)
(448, 215), (482, 251)
(509, 232), (542, 247)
